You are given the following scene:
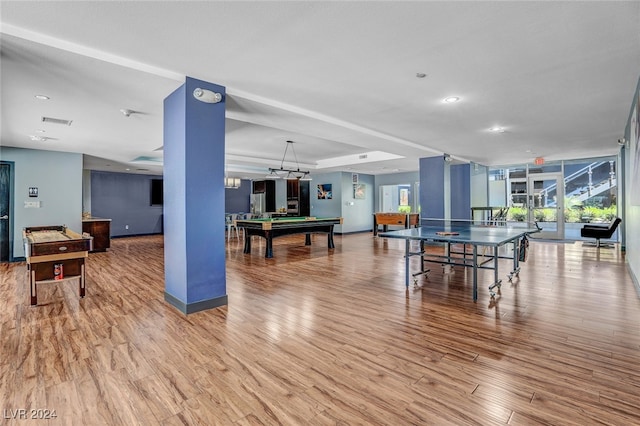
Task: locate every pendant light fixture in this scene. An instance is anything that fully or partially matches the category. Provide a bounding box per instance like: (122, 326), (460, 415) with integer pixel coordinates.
(266, 140), (312, 181)
(224, 162), (241, 189)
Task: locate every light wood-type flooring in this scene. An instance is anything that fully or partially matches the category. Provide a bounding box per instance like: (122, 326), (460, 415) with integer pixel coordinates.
(1, 232), (639, 425)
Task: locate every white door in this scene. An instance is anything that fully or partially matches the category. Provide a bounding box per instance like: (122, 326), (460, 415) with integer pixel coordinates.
(528, 172), (564, 239)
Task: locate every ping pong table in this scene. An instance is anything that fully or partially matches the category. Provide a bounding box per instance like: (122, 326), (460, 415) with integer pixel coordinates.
(379, 220), (540, 301)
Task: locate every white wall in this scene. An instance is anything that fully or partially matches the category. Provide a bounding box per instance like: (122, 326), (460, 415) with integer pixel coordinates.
(0, 147), (83, 258)
(623, 77), (640, 289)
(341, 172), (374, 233)
(489, 180), (507, 206)
(470, 163), (489, 207)
(308, 171), (375, 233)
(379, 185), (398, 212)
(82, 169), (92, 214)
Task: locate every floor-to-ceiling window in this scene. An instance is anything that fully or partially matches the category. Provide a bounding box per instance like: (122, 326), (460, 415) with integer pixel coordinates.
(488, 155), (618, 241)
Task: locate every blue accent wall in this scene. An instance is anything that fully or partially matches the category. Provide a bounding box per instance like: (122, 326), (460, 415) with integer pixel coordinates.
(450, 164), (471, 220)
(163, 77), (227, 311)
(164, 83), (188, 302)
(91, 171), (163, 236)
(225, 180), (251, 213)
(420, 156), (445, 223)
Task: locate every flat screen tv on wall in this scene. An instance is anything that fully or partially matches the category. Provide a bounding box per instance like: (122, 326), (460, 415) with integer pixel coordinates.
(150, 179), (163, 205)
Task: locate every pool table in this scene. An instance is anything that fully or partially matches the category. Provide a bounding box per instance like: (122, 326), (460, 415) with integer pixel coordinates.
(23, 225), (92, 305)
(235, 216), (343, 258)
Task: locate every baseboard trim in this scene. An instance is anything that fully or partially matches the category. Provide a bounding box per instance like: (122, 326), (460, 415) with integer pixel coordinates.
(112, 232), (163, 239)
(628, 264), (640, 298)
(335, 230), (372, 235)
(164, 292), (228, 315)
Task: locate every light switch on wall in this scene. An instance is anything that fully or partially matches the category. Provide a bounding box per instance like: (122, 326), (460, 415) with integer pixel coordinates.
(24, 201), (42, 208)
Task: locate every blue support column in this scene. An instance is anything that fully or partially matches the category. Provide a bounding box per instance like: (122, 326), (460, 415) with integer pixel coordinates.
(163, 77), (227, 314)
(420, 156), (472, 223)
(450, 163), (471, 220)
(420, 156), (446, 225)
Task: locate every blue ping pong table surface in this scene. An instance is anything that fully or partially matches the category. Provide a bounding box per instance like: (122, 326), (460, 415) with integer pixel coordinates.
(379, 222), (540, 301)
(379, 224), (538, 246)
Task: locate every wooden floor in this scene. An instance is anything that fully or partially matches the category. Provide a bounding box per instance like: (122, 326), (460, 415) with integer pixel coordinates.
(1, 232), (639, 425)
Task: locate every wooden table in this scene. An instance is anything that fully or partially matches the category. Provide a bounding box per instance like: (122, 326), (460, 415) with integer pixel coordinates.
(23, 225), (92, 305)
(373, 213), (419, 236)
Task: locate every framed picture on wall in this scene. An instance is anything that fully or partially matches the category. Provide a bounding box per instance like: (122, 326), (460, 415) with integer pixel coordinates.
(317, 184), (332, 199)
(354, 184), (366, 199)
(399, 188), (409, 206)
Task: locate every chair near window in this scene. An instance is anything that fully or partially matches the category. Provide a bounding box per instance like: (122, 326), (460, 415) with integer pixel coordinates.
(236, 213), (251, 239)
(580, 217), (622, 248)
(226, 213), (240, 241)
(493, 207), (510, 226)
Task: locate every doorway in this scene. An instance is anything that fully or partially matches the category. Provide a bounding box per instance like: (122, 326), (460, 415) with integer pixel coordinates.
(379, 183), (418, 213)
(528, 172), (564, 239)
(0, 162), (11, 261)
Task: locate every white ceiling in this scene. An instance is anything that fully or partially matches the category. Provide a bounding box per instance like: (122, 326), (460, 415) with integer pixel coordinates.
(1, 1), (639, 179)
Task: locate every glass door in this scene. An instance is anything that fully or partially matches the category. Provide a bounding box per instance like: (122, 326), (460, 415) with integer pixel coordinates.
(528, 172), (564, 239)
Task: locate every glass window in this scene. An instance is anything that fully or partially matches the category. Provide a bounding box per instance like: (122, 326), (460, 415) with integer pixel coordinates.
(563, 157), (617, 224)
(528, 163), (562, 174)
(490, 156), (618, 231)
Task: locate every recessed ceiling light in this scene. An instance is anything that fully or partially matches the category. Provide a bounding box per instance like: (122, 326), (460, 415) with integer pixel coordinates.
(489, 126), (505, 133)
(34, 95), (50, 100)
(36, 129), (46, 133)
(443, 96), (460, 103)
(41, 116), (73, 126)
(416, 73), (427, 78)
(120, 109), (138, 117)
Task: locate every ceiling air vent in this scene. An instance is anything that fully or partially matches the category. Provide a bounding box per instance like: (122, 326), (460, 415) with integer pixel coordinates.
(359, 154), (368, 160)
(41, 116), (73, 126)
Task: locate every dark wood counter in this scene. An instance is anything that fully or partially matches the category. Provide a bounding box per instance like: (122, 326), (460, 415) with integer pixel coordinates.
(82, 218), (111, 252)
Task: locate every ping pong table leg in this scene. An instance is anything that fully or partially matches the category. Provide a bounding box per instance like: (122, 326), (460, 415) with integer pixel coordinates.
(494, 246), (499, 285)
(488, 245), (503, 298)
(508, 240), (521, 282)
(411, 240), (430, 287)
(472, 245), (478, 301)
(404, 239), (410, 288)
